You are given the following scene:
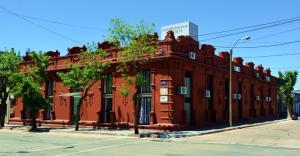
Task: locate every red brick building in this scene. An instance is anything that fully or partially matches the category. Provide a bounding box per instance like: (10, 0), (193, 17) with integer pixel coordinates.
(9, 31), (278, 130)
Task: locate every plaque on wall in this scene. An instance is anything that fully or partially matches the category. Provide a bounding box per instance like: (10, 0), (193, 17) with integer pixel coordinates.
(160, 96), (168, 102)
(160, 88), (168, 95)
(160, 80), (168, 87)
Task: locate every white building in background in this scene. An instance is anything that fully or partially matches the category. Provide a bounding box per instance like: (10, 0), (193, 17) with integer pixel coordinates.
(1, 96), (14, 124)
(161, 21), (198, 41)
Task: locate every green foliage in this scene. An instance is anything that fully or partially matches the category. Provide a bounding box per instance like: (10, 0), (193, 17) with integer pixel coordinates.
(109, 18), (157, 76)
(12, 74), (49, 110)
(27, 51), (49, 86)
(135, 72), (147, 87)
(0, 48), (20, 78)
(10, 51), (50, 129)
(58, 43), (110, 131)
(118, 84), (130, 97)
(108, 18), (156, 134)
(0, 48), (21, 126)
(0, 48), (21, 96)
(58, 44), (110, 91)
(278, 70), (298, 117)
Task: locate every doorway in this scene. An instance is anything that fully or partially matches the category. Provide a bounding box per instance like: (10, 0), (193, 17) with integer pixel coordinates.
(224, 79), (229, 121)
(238, 82), (243, 120)
(71, 95), (80, 125)
(184, 73), (192, 125)
(102, 97), (112, 123)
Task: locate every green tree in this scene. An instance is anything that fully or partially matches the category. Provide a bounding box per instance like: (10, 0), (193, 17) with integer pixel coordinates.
(278, 70), (298, 119)
(58, 44), (110, 131)
(0, 48), (20, 128)
(10, 51), (50, 130)
(108, 18), (157, 134)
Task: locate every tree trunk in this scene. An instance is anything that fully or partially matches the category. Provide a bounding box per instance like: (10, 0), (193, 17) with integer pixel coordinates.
(133, 102), (139, 134)
(133, 91), (140, 134)
(0, 103), (7, 127)
(75, 97), (83, 131)
(31, 110), (37, 130)
(287, 104), (294, 119)
(0, 95), (8, 127)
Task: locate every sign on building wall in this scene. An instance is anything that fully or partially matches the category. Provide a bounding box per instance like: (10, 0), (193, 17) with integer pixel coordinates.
(160, 80), (169, 103)
(160, 96), (168, 103)
(161, 21), (198, 41)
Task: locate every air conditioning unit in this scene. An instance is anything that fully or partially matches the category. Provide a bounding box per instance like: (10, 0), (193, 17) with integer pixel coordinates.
(256, 73), (260, 78)
(237, 94), (242, 100)
(187, 52), (196, 60)
(203, 90), (211, 98)
(268, 96), (272, 102)
(233, 66), (241, 72)
(265, 96), (270, 102)
(178, 86), (187, 95)
(232, 94), (237, 100)
(256, 96), (260, 101)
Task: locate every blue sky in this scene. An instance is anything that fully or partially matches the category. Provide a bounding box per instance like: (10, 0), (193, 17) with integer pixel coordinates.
(1, 0), (300, 89)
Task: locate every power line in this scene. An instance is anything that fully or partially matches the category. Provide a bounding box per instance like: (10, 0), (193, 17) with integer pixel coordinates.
(198, 17), (300, 37)
(0, 9), (106, 31)
(0, 6), (83, 44)
(214, 39), (300, 48)
(200, 18), (300, 41)
(270, 67), (300, 70)
(247, 26), (300, 42)
(244, 52), (300, 58)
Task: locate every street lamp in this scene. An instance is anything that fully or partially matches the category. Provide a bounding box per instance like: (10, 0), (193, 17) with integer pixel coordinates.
(229, 36), (250, 127)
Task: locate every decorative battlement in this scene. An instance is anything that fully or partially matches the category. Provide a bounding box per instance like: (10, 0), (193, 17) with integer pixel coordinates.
(201, 44), (215, 56)
(256, 64), (264, 73)
(19, 30), (273, 80)
(218, 51), (230, 58)
(98, 41), (119, 50)
(45, 50), (60, 58)
(67, 45), (87, 55)
(233, 57), (243, 66)
(245, 62), (255, 69)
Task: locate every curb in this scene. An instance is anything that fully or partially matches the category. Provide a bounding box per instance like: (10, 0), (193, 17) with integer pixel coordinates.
(1, 119), (288, 138)
(156, 119), (288, 138)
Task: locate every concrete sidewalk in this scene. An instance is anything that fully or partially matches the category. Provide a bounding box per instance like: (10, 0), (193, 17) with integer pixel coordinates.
(2, 119), (288, 138)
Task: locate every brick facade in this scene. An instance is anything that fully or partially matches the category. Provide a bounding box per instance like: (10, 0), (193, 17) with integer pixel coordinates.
(9, 31), (278, 130)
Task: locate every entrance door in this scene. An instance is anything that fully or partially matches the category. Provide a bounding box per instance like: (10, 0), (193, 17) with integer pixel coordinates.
(139, 97), (151, 125)
(184, 75), (192, 125)
(102, 98), (112, 123)
(71, 96), (80, 125)
(224, 79), (229, 121)
(184, 102), (191, 125)
(238, 82), (243, 120)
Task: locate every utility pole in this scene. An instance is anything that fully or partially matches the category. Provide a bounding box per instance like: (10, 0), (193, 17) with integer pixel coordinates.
(229, 36), (250, 127)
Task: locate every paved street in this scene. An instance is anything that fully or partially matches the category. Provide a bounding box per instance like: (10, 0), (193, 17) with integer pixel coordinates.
(1, 120), (300, 156)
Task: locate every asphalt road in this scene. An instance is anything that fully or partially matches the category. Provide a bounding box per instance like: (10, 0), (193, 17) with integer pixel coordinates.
(1, 120), (300, 156)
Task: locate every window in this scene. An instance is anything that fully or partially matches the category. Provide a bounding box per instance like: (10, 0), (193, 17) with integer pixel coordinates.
(139, 97), (151, 124)
(103, 74), (112, 94)
(102, 74), (113, 123)
(139, 70), (152, 125)
(44, 98), (53, 120)
(207, 75), (214, 110)
(46, 79), (54, 97)
(140, 71), (151, 93)
(45, 79), (54, 120)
